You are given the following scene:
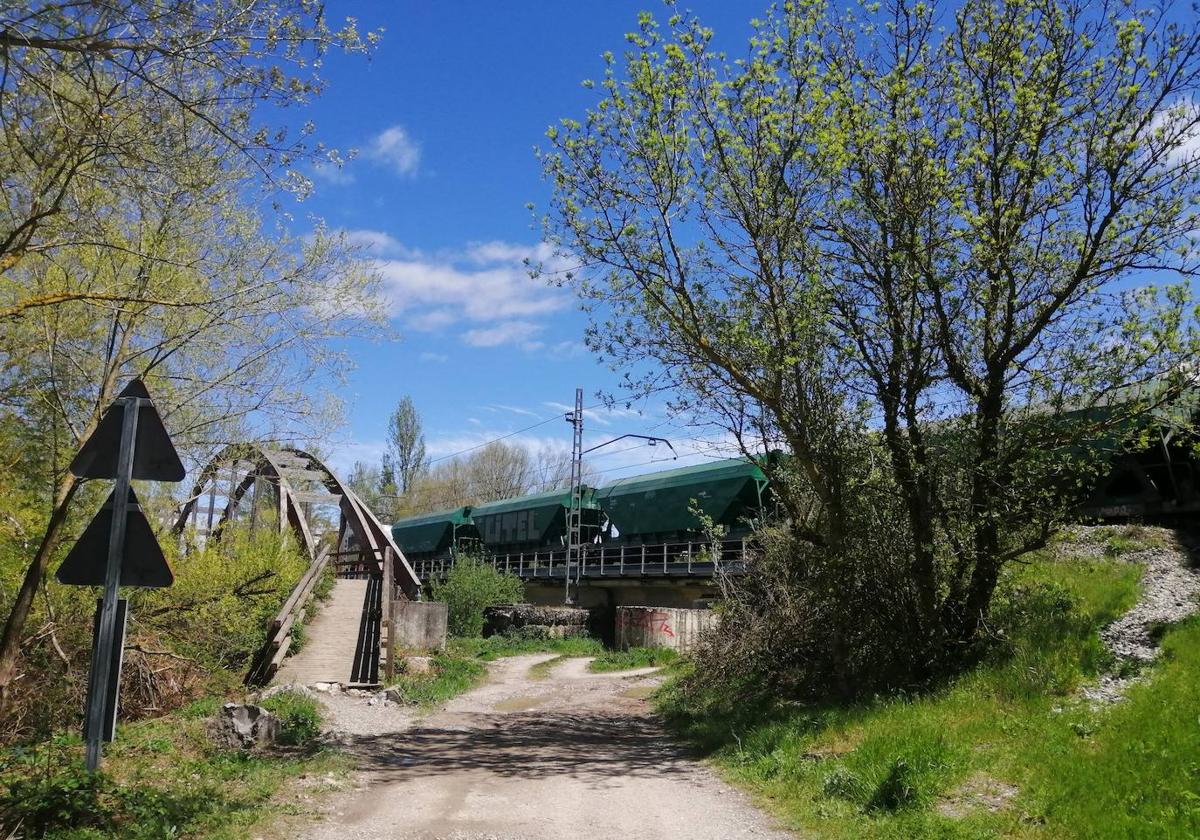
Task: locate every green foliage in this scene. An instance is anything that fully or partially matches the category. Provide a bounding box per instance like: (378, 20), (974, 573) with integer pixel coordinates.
(0, 710), (345, 840)
(449, 634), (604, 661)
(260, 691), (322, 746)
(1, 524), (312, 744)
(385, 654), (487, 706)
(657, 533), (1174, 838)
(589, 647), (678, 673)
(540, 0), (1200, 695)
(429, 555), (526, 637)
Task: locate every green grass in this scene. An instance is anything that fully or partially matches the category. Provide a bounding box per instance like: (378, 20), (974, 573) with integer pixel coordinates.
(260, 690), (322, 746)
(0, 703), (348, 840)
(658, 538), (1183, 840)
(528, 655), (569, 679)
(384, 653), (489, 706)
(448, 634), (604, 661)
(385, 634), (606, 705)
(590, 646), (679, 672)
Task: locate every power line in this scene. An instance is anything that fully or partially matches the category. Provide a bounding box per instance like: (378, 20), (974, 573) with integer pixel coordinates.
(426, 415), (562, 465)
(424, 400), (621, 467)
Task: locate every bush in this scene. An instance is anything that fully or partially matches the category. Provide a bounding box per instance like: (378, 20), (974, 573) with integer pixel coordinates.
(260, 690), (321, 746)
(429, 554), (525, 637)
(680, 515), (929, 708)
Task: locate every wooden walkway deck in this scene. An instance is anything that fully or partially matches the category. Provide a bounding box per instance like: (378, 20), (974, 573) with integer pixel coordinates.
(274, 578), (375, 686)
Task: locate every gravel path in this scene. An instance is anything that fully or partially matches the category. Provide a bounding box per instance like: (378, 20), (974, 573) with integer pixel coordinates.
(1074, 527), (1200, 705)
(283, 654), (794, 840)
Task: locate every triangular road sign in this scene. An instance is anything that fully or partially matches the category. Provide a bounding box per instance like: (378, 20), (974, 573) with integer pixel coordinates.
(69, 379), (185, 482)
(56, 487), (174, 588)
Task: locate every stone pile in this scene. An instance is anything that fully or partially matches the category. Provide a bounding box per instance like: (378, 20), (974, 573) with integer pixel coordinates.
(483, 603), (590, 638)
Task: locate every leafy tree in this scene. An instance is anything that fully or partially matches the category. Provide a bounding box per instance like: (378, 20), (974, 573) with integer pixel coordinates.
(0, 2), (385, 707)
(387, 395), (427, 494)
(540, 0), (1200, 687)
(347, 460), (386, 516)
(0, 1), (372, 291)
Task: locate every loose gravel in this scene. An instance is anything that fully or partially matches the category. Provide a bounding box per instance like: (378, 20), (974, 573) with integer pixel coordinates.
(1070, 527), (1200, 705)
(272, 654), (794, 840)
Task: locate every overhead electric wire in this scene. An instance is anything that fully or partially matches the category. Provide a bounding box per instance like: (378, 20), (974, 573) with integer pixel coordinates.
(426, 415), (562, 465)
(426, 401), (616, 466)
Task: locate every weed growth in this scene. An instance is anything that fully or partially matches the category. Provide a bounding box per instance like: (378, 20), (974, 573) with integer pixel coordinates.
(260, 690), (322, 746)
(589, 647), (678, 672)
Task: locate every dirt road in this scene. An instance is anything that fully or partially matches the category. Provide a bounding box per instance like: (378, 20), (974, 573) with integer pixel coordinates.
(293, 654), (793, 840)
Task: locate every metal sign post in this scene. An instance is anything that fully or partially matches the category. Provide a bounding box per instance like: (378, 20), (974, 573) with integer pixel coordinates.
(84, 395), (139, 770)
(57, 378), (183, 772)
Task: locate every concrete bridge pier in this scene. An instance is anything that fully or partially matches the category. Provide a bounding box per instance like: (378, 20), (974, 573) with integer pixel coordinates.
(523, 578), (718, 645)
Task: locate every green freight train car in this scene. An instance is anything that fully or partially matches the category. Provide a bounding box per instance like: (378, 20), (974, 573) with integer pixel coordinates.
(389, 459), (771, 562)
(596, 457), (769, 543)
(390, 506), (479, 562)
(470, 486), (601, 551)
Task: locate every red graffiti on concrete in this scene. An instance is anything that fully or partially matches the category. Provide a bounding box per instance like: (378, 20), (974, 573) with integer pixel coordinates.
(619, 609), (675, 639)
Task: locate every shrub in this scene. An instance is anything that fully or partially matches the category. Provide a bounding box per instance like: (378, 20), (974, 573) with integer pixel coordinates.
(0, 751), (112, 835)
(680, 515), (929, 707)
(823, 766), (866, 801)
(260, 690), (321, 746)
(429, 554), (525, 637)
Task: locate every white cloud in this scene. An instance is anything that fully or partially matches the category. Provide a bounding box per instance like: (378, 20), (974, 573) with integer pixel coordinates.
(312, 163), (355, 185)
(543, 401), (645, 428)
(341, 231), (573, 347)
(488, 404), (543, 418)
(418, 351), (448, 363)
(344, 229), (410, 257)
(367, 124), (421, 177)
(463, 320), (543, 350)
(466, 240), (539, 264)
(549, 340), (587, 358)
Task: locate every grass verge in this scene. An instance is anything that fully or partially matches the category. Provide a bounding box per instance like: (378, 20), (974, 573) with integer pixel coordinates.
(385, 634), (606, 705)
(590, 646), (679, 672)
(448, 634), (604, 661)
(0, 699), (346, 840)
(658, 531), (1188, 839)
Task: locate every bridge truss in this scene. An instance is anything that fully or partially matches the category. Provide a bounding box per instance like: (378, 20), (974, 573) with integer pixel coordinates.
(172, 444), (420, 685)
(172, 444), (419, 596)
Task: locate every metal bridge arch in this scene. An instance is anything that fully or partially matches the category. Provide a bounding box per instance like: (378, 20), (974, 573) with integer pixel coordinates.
(172, 443), (420, 598)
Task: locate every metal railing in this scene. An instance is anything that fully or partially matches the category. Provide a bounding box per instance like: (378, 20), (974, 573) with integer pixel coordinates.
(410, 538), (751, 582)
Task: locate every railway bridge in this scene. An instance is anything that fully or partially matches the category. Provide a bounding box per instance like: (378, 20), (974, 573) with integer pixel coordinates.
(174, 445), (750, 687)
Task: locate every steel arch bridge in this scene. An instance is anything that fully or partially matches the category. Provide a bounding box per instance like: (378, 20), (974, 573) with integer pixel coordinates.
(172, 444), (420, 685)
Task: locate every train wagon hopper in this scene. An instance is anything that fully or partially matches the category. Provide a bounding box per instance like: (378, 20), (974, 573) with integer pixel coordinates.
(472, 486), (601, 553)
(1072, 384), (1200, 519)
(597, 457), (770, 544)
(391, 506), (480, 562)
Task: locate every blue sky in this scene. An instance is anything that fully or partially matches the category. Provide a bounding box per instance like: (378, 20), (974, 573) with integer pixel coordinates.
(293, 2), (764, 479)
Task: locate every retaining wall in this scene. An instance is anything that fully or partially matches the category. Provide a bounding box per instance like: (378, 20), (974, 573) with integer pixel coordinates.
(390, 601), (448, 651)
(614, 606), (718, 653)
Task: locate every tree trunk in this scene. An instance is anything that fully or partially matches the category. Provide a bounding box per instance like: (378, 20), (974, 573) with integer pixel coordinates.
(0, 471), (81, 711)
(951, 381), (1006, 650)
